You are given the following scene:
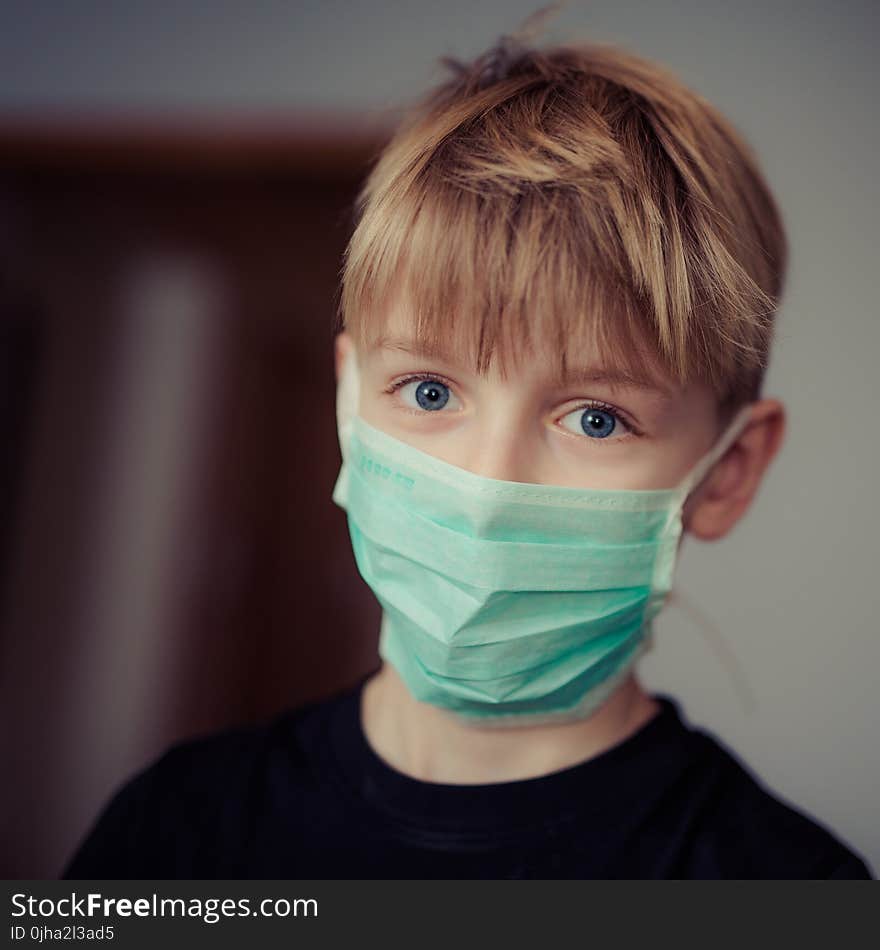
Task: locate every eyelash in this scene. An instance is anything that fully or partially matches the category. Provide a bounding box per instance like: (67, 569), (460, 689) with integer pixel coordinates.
(384, 373), (639, 439)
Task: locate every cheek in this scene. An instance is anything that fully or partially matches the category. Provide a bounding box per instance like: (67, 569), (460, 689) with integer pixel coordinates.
(356, 379), (386, 427)
(542, 438), (686, 491)
(642, 451), (703, 491)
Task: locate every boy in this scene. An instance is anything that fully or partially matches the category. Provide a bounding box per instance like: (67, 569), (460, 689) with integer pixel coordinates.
(63, 31), (872, 879)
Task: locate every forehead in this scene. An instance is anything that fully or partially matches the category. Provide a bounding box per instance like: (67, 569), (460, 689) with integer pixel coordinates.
(359, 283), (678, 398)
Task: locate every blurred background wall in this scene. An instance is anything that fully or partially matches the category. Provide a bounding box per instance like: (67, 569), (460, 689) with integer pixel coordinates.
(0, 0), (877, 878)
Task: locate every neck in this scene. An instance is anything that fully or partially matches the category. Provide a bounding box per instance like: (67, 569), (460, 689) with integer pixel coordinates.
(360, 662), (661, 785)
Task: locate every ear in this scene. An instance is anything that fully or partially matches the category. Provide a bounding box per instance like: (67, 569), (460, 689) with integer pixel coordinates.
(334, 331), (353, 383)
(682, 398), (786, 541)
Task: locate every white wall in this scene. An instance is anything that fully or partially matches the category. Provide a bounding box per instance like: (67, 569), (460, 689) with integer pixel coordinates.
(2, 0), (876, 874)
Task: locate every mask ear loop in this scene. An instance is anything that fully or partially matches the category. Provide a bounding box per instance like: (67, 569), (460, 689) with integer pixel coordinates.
(665, 403), (759, 716)
(332, 344), (361, 508)
(663, 587), (758, 715)
(335, 344), (360, 461)
(675, 404), (754, 501)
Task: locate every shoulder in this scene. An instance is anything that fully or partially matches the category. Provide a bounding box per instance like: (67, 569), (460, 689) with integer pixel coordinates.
(676, 722), (872, 879)
(62, 688), (343, 879)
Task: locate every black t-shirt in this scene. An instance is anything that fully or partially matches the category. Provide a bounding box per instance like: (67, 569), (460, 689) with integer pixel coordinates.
(62, 675), (873, 879)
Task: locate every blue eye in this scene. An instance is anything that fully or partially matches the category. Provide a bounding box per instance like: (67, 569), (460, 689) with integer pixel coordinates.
(580, 408), (616, 438)
(393, 376), (461, 413)
(414, 380), (450, 410)
(559, 405), (630, 440)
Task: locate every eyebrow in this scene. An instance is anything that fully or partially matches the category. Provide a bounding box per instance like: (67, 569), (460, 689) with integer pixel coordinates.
(376, 337), (675, 398)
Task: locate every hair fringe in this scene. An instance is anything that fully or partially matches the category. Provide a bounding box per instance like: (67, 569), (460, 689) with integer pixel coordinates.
(338, 25), (787, 410)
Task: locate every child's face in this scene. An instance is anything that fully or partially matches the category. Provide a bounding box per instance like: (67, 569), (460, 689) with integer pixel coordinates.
(343, 300), (725, 495)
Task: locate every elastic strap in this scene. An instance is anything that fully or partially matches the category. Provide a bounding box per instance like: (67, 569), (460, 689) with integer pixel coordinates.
(675, 405), (754, 501)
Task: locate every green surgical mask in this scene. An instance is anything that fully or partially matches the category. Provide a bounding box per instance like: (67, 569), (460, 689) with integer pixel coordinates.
(332, 350), (752, 727)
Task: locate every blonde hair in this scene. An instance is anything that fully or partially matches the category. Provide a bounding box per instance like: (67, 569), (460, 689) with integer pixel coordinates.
(337, 32), (787, 415)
